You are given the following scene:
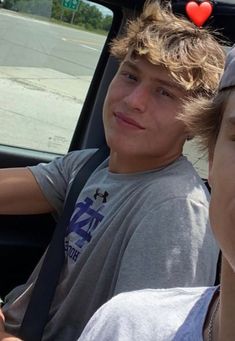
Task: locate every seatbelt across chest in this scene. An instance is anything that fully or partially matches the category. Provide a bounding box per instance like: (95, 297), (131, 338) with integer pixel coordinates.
(19, 145), (110, 341)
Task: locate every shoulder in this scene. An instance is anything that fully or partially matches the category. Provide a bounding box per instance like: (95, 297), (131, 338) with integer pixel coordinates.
(56, 148), (98, 171)
(104, 286), (217, 321)
(80, 287), (218, 341)
(140, 157), (209, 209)
(112, 286), (214, 303)
(30, 148), (98, 179)
(163, 156), (207, 190)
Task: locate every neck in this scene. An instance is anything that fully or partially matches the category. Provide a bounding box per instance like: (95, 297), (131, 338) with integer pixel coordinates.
(108, 151), (182, 173)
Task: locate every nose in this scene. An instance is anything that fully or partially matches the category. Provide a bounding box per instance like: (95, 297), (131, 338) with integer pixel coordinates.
(124, 84), (149, 112)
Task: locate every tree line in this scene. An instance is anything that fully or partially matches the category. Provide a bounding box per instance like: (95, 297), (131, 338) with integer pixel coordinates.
(3, 0), (113, 32)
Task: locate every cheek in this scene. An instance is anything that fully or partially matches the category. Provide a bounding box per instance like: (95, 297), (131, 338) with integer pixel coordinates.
(102, 96), (109, 120)
(159, 103), (186, 131)
(159, 118), (187, 139)
(103, 89), (114, 122)
(210, 181), (235, 267)
(152, 107), (183, 128)
(103, 82), (122, 115)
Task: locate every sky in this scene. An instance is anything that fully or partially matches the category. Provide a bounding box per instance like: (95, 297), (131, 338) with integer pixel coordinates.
(84, 1), (113, 16)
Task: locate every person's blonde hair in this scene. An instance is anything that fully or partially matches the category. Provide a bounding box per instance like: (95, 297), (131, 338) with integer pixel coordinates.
(179, 89), (232, 153)
(110, 1), (225, 97)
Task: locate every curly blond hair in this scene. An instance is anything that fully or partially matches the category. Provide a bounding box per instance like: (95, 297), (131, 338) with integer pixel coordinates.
(110, 1), (225, 97)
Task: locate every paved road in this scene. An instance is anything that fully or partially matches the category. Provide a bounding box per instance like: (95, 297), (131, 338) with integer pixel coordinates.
(0, 9), (106, 75)
(0, 9), (106, 155)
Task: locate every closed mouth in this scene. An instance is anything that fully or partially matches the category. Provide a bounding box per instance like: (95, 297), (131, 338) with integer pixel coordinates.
(114, 112), (145, 129)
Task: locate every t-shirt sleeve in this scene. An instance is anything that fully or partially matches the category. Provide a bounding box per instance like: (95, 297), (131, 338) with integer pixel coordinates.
(28, 150), (96, 216)
(114, 197), (219, 293)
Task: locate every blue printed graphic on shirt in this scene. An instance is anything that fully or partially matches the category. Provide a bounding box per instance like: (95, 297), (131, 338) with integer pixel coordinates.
(65, 197), (105, 262)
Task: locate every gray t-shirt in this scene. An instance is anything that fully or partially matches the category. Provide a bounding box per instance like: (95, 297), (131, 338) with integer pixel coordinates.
(79, 286), (218, 341)
(3, 149), (218, 340)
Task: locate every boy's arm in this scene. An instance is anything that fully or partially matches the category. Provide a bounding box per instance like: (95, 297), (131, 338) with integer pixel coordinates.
(0, 168), (54, 215)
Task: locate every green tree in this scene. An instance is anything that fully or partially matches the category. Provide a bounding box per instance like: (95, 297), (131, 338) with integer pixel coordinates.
(52, 0), (62, 20)
(3, 0), (18, 10)
(102, 14), (112, 31)
(73, 2), (103, 29)
(3, 0), (112, 32)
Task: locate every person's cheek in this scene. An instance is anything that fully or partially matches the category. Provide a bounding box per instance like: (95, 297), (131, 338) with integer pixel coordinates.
(227, 196), (235, 230)
(210, 184), (235, 271)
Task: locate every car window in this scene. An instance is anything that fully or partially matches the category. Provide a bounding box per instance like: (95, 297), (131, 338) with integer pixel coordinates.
(0, 0), (113, 155)
(183, 140), (207, 179)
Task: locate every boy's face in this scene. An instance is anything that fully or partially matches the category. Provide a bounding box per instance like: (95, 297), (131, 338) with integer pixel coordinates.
(209, 90), (235, 271)
(102, 55), (188, 171)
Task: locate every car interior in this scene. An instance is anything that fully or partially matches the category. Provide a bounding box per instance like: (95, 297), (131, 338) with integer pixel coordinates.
(0, 0), (234, 299)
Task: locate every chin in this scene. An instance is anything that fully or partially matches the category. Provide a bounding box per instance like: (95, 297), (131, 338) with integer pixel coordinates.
(108, 139), (139, 156)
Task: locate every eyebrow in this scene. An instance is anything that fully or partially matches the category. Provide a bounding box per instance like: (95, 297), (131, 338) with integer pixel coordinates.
(121, 60), (183, 91)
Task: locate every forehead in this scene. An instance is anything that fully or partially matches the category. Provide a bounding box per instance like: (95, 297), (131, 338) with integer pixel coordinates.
(121, 54), (184, 91)
(122, 53), (167, 74)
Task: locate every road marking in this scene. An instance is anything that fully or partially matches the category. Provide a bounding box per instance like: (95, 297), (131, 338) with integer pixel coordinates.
(62, 37), (99, 51)
(80, 44), (98, 51)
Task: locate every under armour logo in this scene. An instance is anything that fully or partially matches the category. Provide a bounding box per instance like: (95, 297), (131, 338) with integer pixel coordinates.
(94, 188), (109, 203)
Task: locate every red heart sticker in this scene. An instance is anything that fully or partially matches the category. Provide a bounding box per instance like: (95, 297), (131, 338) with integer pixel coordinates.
(186, 1), (213, 27)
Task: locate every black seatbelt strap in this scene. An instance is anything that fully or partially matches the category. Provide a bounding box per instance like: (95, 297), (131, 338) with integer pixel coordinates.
(19, 145), (109, 341)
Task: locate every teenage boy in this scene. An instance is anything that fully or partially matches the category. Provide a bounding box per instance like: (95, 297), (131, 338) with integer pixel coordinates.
(78, 44), (235, 341)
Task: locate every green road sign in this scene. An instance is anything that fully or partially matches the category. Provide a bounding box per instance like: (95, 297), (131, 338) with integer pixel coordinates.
(62, 0), (80, 11)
